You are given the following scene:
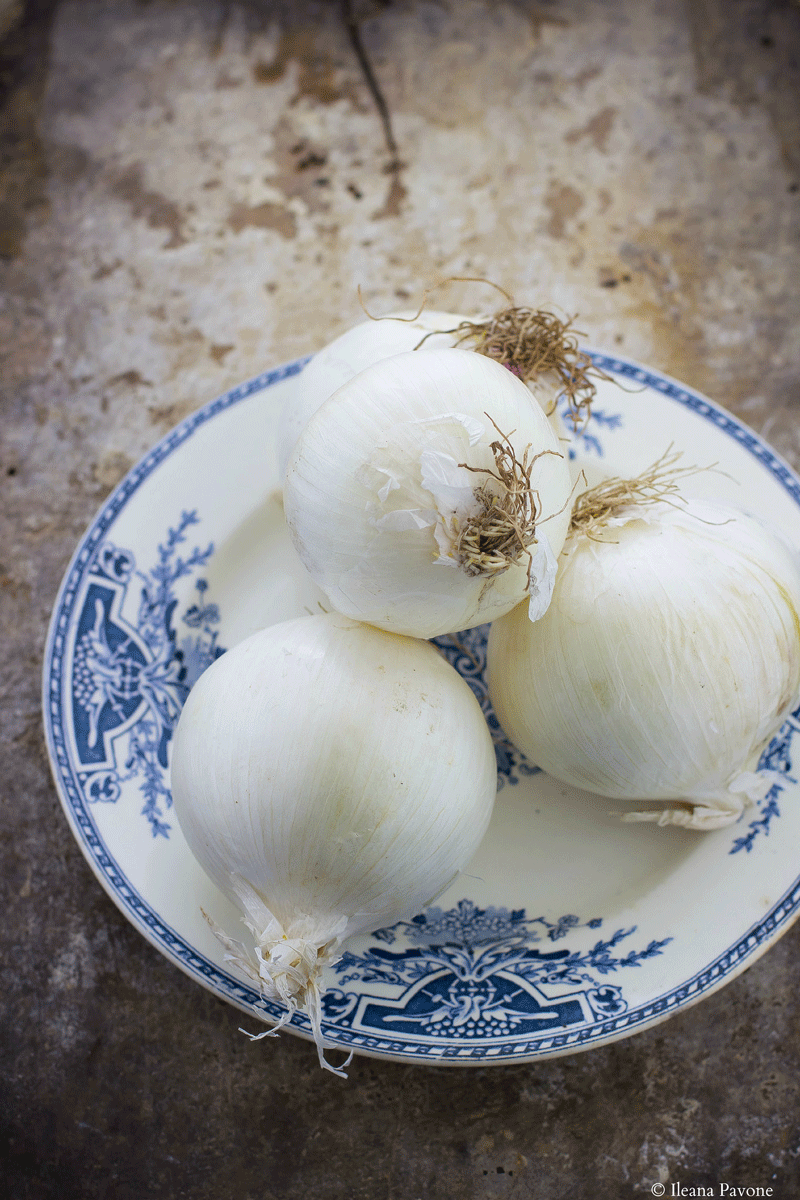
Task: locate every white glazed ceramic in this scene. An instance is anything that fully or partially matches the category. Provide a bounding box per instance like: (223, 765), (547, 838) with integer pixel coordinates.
(43, 352), (800, 1066)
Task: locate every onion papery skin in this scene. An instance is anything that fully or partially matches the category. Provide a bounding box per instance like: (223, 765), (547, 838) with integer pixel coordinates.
(486, 501), (800, 828)
(171, 612), (497, 950)
(282, 347), (572, 639)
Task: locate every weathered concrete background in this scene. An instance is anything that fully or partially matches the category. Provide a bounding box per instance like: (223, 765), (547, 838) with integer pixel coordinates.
(2, 1), (800, 1196)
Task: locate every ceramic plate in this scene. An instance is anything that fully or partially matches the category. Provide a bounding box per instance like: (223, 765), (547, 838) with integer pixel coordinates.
(43, 352), (800, 1067)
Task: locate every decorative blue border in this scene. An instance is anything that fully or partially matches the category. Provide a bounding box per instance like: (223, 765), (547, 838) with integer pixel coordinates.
(42, 352), (800, 1064)
(590, 354), (800, 505)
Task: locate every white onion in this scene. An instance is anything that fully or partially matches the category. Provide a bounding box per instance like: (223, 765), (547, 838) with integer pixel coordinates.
(487, 499), (800, 829)
(170, 612), (497, 1071)
(283, 347), (573, 639)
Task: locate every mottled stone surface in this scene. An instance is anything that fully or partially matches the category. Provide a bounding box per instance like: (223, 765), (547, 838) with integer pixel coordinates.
(2, 1), (800, 1197)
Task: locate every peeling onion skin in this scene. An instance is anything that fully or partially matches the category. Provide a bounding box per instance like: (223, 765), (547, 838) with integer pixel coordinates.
(282, 347), (572, 639)
(486, 501), (800, 830)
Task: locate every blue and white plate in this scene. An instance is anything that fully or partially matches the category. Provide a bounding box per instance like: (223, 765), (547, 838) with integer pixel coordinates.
(42, 353), (800, 1066)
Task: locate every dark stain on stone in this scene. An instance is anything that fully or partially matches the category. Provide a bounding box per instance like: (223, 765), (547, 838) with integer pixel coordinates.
(0, 0), (61, 258)
(261, 11), (407, 219)
(599, 268), (632, 288)
(252, 28), (360, 108)
(159, 323), (204, 349)
(296, 150), (327, 170)
(0, 2), (23, 44)
(543, 181), (584, 239)
(209, 343), (234, 363)
(148, 401), (192, 427)
(92, 259), (123, 281)
(571, 65), (602, 89)
(111, 164), (187, 249)
(253, 57), (285, 86)
(106, 369), (152, 388)
(266, 129), (336, 217)
(215, 70), (242, 89)
(526, 8), (570, 39)
(687, 1), (800, 173)
(372, 171), (407, 220)
(597, 187), (612, 213)
(227, 201), (297, 239)
(51, 141), (92, 183)
(565, 106), (617, 153)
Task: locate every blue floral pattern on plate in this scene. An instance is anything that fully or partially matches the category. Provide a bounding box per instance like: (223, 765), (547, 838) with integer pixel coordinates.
(322, 900), (671, 1041)
(71, 511), (224, 836)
